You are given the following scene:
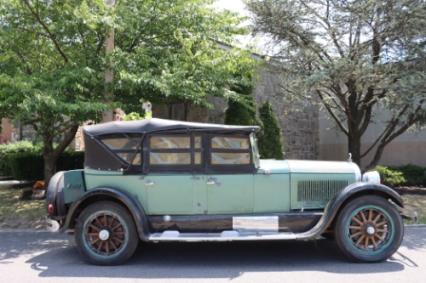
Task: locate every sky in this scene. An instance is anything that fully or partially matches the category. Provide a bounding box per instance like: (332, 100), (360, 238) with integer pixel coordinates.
(213, 0), (276, 56)
(214, 0), (248, 15)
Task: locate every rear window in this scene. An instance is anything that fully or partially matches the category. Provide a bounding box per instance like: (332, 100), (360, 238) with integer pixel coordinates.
(102, 137), (141, 150)
(100, 135), (142, 165)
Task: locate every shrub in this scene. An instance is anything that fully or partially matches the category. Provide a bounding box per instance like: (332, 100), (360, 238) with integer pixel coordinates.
(0, 141), (42, 176)
(393, 164), (426, 186)
(375, 166), (407, 187)
(225, 97), (260, 126)
(257, 101), (284, 159)
(0, 141), (84, 180)
(224, 83), (260, 126)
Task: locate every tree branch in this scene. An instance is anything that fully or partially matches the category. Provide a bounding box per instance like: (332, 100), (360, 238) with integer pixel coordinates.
(52, 124), (79, 158)
(22, 0), (69, 63)
(316, 89), (349, 135)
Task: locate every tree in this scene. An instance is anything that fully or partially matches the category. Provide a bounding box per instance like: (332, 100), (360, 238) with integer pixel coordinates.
(0, 0), (109, 184)
(247, 0), (426, 169)
(258, 101), (284, 159)
(111, 0), (257, 115)
(0, 0), (256, 183)
(224, 83), (260, 126)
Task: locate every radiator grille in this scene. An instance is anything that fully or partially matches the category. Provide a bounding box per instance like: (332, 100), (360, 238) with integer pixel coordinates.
(297, 180), (348, 202)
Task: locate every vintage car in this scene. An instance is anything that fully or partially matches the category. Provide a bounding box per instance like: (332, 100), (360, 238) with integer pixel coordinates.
(46, 118), (411, 265)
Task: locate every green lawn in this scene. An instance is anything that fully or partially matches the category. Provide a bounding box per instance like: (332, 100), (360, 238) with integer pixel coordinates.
(0, 185), (46, 229)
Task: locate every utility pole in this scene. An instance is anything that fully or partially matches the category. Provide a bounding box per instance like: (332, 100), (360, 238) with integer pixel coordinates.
(102, 0), (115, 122)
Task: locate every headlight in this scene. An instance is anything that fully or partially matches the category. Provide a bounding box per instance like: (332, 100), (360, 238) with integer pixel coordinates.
(362, 171), (381, 184)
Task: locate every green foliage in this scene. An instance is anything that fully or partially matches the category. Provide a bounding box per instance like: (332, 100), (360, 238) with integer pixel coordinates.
(393, 165), (426, 186)
(0, 0), (256, 181)
(123, 112), (143, 121)
(113, 0), (257, 110)
(0, 141), (42, 175)
(224, 82), (260, 126)
(247, 0), (426, 168)
(257, 101), (284, 159)
(376, 166), (407, 187)
(0, 141), (84, 180)
(224, 96), (259, 126)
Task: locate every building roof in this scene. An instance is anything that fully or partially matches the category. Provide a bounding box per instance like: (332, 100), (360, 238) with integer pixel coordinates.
(83, 118), (260, 136)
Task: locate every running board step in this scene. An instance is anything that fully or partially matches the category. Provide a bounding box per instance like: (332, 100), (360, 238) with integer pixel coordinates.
(148, 230), (297, 242)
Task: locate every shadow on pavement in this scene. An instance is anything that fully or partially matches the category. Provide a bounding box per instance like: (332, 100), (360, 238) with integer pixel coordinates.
(27, 239), (409, 279)
(1, 228), (424, 279)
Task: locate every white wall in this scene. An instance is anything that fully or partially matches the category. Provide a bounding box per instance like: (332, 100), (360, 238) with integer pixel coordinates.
(319, 108), (426, 167)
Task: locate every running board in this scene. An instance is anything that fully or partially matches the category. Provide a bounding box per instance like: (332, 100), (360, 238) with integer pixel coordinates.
(148, 230), (298, 242)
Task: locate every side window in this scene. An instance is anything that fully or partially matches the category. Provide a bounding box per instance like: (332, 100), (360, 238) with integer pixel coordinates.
(210, 136), (251, 165)
(100, 135), (142, 165)
(148, 135), (202, 167)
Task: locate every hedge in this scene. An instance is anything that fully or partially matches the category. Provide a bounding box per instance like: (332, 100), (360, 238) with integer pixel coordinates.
(376, 165), (426, 187)
(0, 141), (41, 176)
(257, 101), (284, 159)
(0, 141), (84, 180)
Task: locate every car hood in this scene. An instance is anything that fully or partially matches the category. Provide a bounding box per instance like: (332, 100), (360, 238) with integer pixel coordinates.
(258, 159), (361, 180)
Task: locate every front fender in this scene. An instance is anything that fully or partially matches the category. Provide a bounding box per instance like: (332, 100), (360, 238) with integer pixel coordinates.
(296, 182), (403, 239)
(62, 187), (150, 241)
(324, 182), (403, 226)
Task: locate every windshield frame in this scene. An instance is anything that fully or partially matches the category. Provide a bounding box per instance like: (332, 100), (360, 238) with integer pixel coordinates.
(250, 133), (260, 169)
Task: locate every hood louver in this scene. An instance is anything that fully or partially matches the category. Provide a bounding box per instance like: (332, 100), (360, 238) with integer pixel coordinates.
(297, 180), (349, 202)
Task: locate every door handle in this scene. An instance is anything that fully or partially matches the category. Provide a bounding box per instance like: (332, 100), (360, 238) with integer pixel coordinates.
(206, 177), (219, 186)
(144, 180), (155, 187)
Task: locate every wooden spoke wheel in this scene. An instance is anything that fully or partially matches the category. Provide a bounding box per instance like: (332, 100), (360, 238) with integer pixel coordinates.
(75, 201), (138, 265)
(335, 196), (403, 262)
(85, 212), (127, 256)
(348, 207), (391, 251)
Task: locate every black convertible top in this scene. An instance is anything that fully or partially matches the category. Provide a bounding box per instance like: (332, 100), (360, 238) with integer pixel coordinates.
(83, 118), (260, 136)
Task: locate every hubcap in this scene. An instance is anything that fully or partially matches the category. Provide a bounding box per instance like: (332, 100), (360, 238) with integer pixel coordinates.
(84, 212), (127, 256)
(99, 229), (110, 241)
(348, 207), (391, 251)
(366, 226), (376, 235)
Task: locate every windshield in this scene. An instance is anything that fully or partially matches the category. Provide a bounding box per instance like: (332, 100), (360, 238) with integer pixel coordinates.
(250, 133), (260, 168)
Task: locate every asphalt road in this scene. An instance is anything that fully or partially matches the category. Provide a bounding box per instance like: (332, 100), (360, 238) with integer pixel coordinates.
(0, 226), (425, 283)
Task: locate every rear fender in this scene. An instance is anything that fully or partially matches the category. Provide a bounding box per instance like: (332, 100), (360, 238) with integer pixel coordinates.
(62, 187), (150, 241)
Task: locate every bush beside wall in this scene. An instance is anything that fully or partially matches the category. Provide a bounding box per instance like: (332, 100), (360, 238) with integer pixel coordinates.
(0, 142), (84, 180)
(376, 165), (426, 187)
(257, 101), (284, 159)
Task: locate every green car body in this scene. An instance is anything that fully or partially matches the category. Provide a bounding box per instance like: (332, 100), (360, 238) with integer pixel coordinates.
(46, 118), (410, 265)
(70, 160), (358, 215)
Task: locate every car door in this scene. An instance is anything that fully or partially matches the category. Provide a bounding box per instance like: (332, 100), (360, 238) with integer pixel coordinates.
(143, 173), (195, 214)
(143, 134), (205, 215)
(205, 135), (254, 214)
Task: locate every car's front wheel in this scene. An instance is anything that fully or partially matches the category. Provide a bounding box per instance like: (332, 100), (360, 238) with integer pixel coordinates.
(335, 195), (403, 262)
(75, 201), (138, 265)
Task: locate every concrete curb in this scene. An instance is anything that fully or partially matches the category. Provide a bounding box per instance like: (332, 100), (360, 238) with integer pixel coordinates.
(0, 229), (55, 233)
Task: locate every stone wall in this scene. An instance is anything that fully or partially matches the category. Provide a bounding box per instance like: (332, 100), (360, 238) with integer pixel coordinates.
(152, 63), (320, 160)
(252, 64), (319, 159)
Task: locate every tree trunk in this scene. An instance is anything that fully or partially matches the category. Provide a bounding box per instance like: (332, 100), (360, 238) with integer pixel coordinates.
(43, 153), (58, 186)
(348, 132), (362, 168)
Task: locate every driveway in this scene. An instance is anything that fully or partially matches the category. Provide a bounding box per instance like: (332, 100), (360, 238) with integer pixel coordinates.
(0, 226), (425, 283)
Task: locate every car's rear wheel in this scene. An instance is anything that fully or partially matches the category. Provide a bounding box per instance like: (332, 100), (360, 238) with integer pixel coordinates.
(335, 195), (403, 262)
(75, 201), (138, 265)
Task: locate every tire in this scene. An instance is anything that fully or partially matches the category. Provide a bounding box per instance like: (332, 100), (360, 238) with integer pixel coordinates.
(335, 195), (403, 262)
(75, 201), (139, 265)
